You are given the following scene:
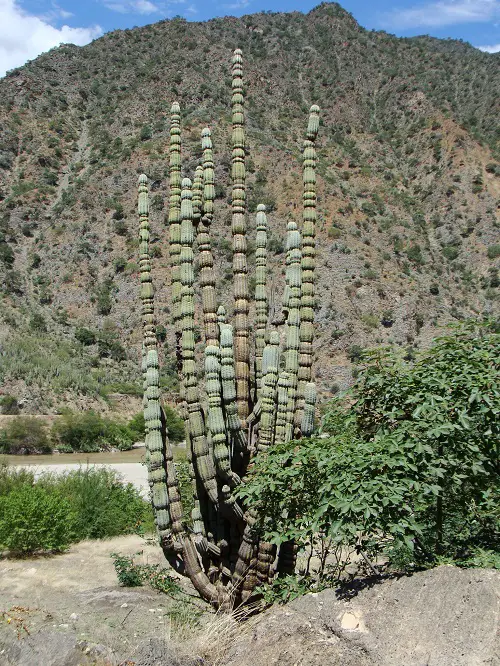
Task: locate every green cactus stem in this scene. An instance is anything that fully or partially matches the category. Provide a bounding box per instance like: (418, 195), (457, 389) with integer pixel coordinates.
(205, 344), (240, 487)
(258, 333), (280, 451)
(198, 128), (218, 347)
(218, 306), (247, 454)
(254, 204), (268, 392)
(231, 48), (251, 421)
(283, 220), (302, 442)
(297, 105), (320, 429)
(301, 381), (316, 437)
(169, 102), (183, 370)
(138, 175), (184, 550)
(179, 177), (218, 506)
(274, 371), (290, 446)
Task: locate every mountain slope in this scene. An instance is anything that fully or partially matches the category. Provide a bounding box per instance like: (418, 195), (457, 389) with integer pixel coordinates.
(0, 2), (498, 413)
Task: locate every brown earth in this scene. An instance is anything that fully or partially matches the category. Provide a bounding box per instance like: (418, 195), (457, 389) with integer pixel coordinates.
(0, 538), (498, 666)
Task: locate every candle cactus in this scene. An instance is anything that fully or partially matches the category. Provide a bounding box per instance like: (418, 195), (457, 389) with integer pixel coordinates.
(138, 49), (319, 608)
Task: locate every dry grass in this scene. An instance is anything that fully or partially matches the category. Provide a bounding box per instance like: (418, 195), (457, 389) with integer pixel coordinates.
(190, 602), (260, 666)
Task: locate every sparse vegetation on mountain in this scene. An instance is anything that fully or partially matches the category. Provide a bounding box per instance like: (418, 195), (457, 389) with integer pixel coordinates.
(0, 3), (497, 413)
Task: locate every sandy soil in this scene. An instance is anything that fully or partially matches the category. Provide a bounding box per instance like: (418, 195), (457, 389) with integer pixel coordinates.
(0, 535), (206, 663)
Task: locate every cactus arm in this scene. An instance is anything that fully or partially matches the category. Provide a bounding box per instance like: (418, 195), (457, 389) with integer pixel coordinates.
(301, 382), (316, 437)
(179, 177), (218, 506)
(274, 371), (290, 446)
(169, 102), (183, 373)
(231, 48), (251, 421)
(297, 105), (320, 428)
(198, 128), (219, 347)
(254, 204), (268, 393)
(218, 306), (247, 454)
(138, 174), (184, 556)
(205, 344), (241, 487)
(283, 221), (302, 442)
(257, 332), (280, 452)
(192, 164), (204, 224)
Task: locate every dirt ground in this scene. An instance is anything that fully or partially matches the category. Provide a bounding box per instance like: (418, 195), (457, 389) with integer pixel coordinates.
(0, 535), (208, 664)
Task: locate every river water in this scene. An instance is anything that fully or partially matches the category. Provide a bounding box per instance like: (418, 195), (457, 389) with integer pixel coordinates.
(1, 447), (184, 498)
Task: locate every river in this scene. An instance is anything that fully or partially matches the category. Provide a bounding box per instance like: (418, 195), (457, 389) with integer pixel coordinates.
(1, 446), (185, 498)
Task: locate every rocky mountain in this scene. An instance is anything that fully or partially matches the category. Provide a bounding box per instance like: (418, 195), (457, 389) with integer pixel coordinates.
(0, 2), (498, 414)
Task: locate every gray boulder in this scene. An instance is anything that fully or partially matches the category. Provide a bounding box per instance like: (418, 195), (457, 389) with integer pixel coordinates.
(225, 566), (500, 666)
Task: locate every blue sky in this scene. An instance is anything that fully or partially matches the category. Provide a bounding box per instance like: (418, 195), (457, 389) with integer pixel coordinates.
(1, 0), (499, 76)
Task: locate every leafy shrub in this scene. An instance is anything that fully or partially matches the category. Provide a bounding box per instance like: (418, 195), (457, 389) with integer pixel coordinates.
(38, 467), (153, 540)
(0, 394), (19, 415)
(112, 553), (143, 586)
(442, 245), (459, 261)
(51, 411), (134, 452)
(164, 405), (185, 443)
(487, 245), (500, 259)
(111, 553), (182, 596)
(0, 485), (74, 554)
(97, 331), (126, 361)
(0, 464), (34, 495)
(239, 321), (499, 573)
(0, 417), (51, 454)
(0, 466), (153, 554)
(75, 327), (96, 345)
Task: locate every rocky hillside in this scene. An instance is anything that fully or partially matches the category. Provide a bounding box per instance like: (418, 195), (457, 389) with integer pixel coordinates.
(0, 2), (499, 413)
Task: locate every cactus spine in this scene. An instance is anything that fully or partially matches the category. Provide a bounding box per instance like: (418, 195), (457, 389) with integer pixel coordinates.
(138, 51), (320, 609)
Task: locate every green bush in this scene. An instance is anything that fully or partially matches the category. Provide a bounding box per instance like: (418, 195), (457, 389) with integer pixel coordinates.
(487, 245), (500, 259)
(239, 320), (499, 572)
(51, 411), (134, 452)
(164, 405), (185, 443)
(0, 465), (154, 554)
(0, 417), (51, 454)
(75, 327), (96, 345)
(0, 485), (74, 554)
(38, 467), (153, 540)
(0, 394), (19, 415)
(128, 412), (145, 440)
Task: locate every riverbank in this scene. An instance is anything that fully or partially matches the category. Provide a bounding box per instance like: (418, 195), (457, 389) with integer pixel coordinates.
(1, 446), (185, 498)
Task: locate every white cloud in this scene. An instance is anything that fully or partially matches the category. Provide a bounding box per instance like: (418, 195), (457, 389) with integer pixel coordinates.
(477, 42), (500, 51)
(104, 0), (160, 13)
(383, 0), (500, 29)
(222, 0), (249, 9)
(0, 0), (102, 77)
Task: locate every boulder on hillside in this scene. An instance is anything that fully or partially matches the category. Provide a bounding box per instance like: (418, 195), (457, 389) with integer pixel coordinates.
(225, 566), (500, 666)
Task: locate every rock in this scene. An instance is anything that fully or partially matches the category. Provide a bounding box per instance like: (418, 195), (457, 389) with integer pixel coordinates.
(69, 613), (79, 621)
(132, 637), (202, 666)
(0, 630), (119, 666)
(225, 566), (500, 666)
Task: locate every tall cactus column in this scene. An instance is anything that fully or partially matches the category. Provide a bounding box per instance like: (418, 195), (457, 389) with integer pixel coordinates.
(254, 204), (268, 393)
(297, 105), (320, 429)
(198, 128), (219, 348)
(168, 102), (183, 370)
(231, 48), (251, 422)
(179, 178), (218, 507)
(138, 175), (184, 555)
